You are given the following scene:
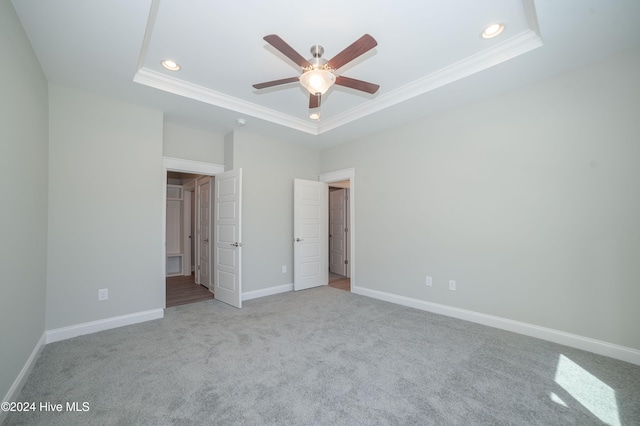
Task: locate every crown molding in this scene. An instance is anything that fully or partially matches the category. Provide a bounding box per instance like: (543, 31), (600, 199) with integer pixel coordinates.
(319, 28), (543, 133)
(134, 0), (542, 136)
(134, 68), (319, 135)
(523, 0), (542, 38)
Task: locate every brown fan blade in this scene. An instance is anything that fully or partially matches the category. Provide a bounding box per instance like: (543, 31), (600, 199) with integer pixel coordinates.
(335, 76), (380, 94)
(327, 34), (377, 70)
(309, 93), (320, 109)
(253, 77), (299, 90)
(263, 35), (311, 68)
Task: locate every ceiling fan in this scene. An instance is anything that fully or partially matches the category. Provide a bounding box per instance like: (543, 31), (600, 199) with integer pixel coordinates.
(253, 34), (380, 118)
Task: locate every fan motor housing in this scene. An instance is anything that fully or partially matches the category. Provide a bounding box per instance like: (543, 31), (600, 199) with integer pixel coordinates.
(310, 45), (324, 58)
(308, 45), (328, 69)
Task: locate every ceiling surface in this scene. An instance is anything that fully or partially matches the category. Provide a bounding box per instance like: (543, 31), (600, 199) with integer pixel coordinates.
(11, 0), (640, 148)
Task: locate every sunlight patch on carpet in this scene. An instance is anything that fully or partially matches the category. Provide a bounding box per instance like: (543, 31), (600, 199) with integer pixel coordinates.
(549, 392), (568, 407)
(554, 354), (620, 426)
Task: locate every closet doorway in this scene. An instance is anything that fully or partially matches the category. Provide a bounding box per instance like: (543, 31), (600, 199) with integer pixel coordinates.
(165, 171), (214, 307)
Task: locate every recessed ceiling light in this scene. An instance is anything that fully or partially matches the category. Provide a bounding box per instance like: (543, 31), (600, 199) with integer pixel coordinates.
(482, 23), (505, 39)
(161, 59), (181, 71)
(309, 112), (320, 121)
(236, 118), (246, 126)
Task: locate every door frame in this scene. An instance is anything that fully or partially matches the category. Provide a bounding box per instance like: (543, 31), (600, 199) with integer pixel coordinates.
(162, 157), (225, 307)
(319, 168), (355, 291)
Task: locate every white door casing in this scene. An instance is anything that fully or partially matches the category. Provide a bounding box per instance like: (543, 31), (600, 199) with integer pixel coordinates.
(197, 177), (212, 290)
(294, 179), (328, 291)
(162, 157), (225, 308)
(329, 189), (347, 276)
(214, 168), (242, 308)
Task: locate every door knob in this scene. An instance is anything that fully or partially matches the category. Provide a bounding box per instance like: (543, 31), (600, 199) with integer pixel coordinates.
(230, 242), (243, 247)
(203, 238), (209, 242)
(295, 238), (304, 242)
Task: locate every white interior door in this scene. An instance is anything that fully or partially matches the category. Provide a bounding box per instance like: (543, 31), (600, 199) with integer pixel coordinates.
(294, 179), (328, 291)
(197, 177), (212, 289)
(214, 168), (242, 308)
(329, 188), (347, 276)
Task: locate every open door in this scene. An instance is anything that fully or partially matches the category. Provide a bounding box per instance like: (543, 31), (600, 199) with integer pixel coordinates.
(213, 168), (242, 308)
(294, 179), (328, 291)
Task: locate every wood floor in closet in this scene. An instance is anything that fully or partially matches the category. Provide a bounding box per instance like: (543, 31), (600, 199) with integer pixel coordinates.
(328, 272), (350, 292)
(166, 274), (213, 308)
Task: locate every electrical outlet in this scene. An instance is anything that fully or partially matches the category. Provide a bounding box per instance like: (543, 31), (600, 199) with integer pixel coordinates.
(98, 288), (108, 301)
(425, 276), (432, 287)
(449, 280), (456, 291)
(281, 265), (287, 273)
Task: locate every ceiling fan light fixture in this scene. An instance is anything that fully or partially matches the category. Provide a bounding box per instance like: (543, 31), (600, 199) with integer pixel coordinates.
(254, 34), (379, 118)
(482, 23), (505, 39)
(161, 59), (181, 71)
(299, 69), (336, 95)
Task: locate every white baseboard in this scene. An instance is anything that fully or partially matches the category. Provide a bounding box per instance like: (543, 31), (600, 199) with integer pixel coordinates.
(45, 309), (164, 344)
(243, 283), (293, 301)
(352, 285), (640, 366)
(1, 333), (46, 424)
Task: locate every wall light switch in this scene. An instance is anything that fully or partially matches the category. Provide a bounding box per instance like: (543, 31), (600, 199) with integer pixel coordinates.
(449, 280), (456, 291)
(282, 265), (287, 273)
(426, 276), (432, 287)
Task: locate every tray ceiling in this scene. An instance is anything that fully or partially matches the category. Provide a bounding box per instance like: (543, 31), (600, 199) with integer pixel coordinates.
(11, 0), (640, 147)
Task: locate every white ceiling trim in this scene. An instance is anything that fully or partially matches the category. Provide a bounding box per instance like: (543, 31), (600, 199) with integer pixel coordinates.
(134, 68), (319, 135)
(523, 0), (542, 36)
(134, 0), (542, 136)
(135, 0), (160, 73)
(319, 28), (543, 133)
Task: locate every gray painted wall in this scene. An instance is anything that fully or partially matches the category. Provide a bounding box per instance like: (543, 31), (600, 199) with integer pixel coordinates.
(230, 130), (319, 292)
(224, 131), (234, 171)
(163, 121), (225, 165)
(0, 0), (49, 404)
(320, 46), (640, 350)
(46, 85), (165, 330)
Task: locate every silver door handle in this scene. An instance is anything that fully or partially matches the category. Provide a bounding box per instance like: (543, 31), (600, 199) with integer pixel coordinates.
(230, 242), (243, 247)
(203, 238), (209, 242)
(296, 238), (304, 242)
